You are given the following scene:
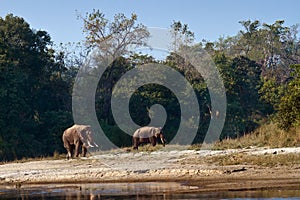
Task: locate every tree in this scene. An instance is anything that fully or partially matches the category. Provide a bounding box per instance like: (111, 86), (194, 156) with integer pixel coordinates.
(78, 11), (150, 124)
(81, 10), (150, 57)
(276, 64), (300, 130)
(96, 56), (132, 124)
(259, 77), (284, 114)
(170, 21), (195, 51)
(238, 20), (260, 57)
(215, 54), (262, 138)
(215, 20), (300, 83)
(0, 14), (72, 160)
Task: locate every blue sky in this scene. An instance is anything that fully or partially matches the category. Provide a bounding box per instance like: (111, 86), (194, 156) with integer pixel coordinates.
(1, 0), (300, 45)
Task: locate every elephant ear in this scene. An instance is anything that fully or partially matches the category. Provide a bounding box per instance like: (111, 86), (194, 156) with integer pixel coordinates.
(82, 126), (96, 147)
(77, 126), (89, 145)
(77, 129), (84, 141)
(81, 126), (88, 135)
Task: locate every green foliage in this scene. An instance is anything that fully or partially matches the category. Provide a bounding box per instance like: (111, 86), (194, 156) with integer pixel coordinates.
(276, 64), (300, 129)
(96, 57), (133, 124)
(259, 77), (284, 114)
(1, 12), (299, 160)
(216, 54), (263, 138)
(0, 14), (73, 161)
(90, 18), (299, 144)
(99, 122), (132, 148)
(170, 21), (195, 51)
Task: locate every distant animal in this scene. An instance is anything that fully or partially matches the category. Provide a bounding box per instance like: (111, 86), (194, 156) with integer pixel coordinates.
(132, 126), (166, 150)
(62, 124), (98, 159)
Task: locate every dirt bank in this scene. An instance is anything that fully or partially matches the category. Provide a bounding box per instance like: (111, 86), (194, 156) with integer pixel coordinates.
(1, 146), (300, 192)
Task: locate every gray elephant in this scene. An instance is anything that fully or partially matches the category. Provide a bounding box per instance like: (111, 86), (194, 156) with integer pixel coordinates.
(62, 124), (98, 159)
(132, 126), (166, 150)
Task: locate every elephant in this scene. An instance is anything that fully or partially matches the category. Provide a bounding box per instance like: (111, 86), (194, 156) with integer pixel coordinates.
(132, 126), (166, 150)
(62, 124), (98, 159)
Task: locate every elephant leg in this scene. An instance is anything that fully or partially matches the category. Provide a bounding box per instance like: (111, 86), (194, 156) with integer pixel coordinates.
(82, 146), (87, 157)
(149, 136), (157, 146)
(160, 135), (166, 146)
(133, 137), (139, 149)
(69, 144), (75, 158)
(65, 144), (74, 160)
(75, 142), (81, 157)
(66, 149), (72, 160)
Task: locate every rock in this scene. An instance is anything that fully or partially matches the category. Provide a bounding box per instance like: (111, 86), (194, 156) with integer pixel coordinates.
(225, 167), (247, 174)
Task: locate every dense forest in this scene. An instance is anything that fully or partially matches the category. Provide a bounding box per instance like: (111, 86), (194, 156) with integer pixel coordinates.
(0, 11), (299, 161)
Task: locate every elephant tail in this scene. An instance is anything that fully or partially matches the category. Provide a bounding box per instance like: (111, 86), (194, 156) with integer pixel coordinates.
(62, 131), (69, 148)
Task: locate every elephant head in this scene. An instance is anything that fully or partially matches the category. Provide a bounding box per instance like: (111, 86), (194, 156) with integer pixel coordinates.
(155, 129), (167, 147)
(132, 126), (166, 150)
(62, 124), (98, 159)
(75, 125), (98, 148)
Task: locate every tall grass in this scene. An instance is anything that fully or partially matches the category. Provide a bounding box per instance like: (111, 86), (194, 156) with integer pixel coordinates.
(213, 123), (300, 150)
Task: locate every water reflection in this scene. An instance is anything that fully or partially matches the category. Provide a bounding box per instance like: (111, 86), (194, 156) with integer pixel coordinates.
(0, 182), (299, 199)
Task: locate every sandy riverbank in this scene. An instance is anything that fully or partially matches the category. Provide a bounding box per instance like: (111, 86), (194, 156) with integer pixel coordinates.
(0, 146), (300, 193)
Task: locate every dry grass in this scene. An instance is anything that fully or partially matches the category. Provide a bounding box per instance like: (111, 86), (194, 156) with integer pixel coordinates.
(209, 152), (300, 167)
(0, 152), (66, 164)
(123, 144), (192, 153)
(183, 123), (300, 167)
(213, 123), (300, 150)
(131, 144), (167, 152)
(180, 152), (300, 167)
(188, 143), (216, 151)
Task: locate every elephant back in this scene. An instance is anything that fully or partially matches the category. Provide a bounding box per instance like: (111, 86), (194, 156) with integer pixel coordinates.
(134, 126), (162, 138)
(62, 126), (77, 144)
(63, 124), (91, 142)
(72, 124), (91, 132)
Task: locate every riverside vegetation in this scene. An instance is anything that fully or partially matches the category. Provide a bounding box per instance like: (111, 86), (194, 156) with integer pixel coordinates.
(0, 11), (300, 161)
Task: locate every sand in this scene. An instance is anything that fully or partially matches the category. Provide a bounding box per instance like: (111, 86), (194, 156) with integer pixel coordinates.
(0, 146), (300, 193)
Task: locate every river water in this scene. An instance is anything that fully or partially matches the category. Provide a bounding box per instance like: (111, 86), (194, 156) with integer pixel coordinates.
(0, 182), (300, 199)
